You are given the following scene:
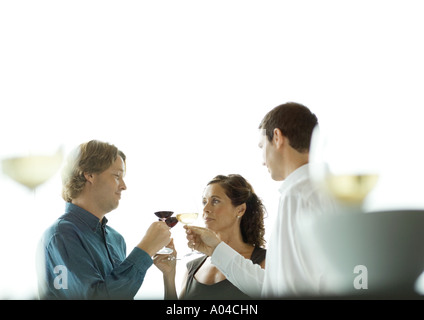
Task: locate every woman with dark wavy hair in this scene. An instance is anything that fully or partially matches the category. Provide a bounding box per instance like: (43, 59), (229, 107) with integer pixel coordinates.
(154, 174), (267, 300)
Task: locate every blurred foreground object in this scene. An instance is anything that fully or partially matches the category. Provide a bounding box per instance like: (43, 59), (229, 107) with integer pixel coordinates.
(311, 209), (424, 298)
(309, 124), (380, 213)
(1, 147), (63, 190)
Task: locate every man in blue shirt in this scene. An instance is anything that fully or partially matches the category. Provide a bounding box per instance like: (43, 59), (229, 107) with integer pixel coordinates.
(37, 140), (171, 299)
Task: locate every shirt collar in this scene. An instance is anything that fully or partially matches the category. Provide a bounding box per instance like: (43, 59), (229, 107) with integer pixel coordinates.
(64, 202), (108, 232)
(279, 163), (310, 194)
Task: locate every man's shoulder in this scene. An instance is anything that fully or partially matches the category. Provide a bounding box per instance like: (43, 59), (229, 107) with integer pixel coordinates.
(41, 215), (82, 241)
(283, 176), (314, 197)
(282, 178), (335, 210)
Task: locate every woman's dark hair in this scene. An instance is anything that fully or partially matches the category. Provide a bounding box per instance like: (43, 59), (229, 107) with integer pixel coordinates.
(207, 174), (266, 248)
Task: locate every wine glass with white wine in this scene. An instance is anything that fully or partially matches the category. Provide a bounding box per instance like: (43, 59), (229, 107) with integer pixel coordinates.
(176, 212), (200, 257)
(309, 124), (380, 213)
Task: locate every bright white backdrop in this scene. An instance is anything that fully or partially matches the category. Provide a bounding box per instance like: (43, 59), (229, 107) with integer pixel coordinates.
(1, 1), (423, 299)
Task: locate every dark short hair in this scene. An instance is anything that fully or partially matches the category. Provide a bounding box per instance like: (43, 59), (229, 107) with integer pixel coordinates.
(258, 102), (318, 153)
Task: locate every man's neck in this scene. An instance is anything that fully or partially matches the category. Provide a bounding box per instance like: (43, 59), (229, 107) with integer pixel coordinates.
(71, 198), (105, 221)
(282, 151), (309, 180)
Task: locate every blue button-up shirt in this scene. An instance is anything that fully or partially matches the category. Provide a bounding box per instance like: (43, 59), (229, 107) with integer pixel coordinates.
(37, 202), (153, 299)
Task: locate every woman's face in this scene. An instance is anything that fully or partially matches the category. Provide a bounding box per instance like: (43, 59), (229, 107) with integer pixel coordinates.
(202, 183), (242, 234)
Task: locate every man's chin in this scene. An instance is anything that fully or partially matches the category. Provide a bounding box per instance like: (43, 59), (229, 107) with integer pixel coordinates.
(270, 172), (284, 182)
(108, 202), (120, 213)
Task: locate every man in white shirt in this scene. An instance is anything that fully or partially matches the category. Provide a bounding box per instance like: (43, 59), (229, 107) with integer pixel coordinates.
(185, 102), (335, 298)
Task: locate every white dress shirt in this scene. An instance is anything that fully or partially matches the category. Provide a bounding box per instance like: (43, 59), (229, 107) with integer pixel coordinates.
(211, 164), (336, 298)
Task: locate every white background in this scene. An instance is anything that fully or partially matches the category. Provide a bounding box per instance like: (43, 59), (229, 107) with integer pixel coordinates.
(1, 1), (423, 299)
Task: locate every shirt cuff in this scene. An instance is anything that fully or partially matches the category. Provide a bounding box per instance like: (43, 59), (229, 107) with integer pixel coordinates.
(127, 247), (153, 273)
(211, 242), (238, 275)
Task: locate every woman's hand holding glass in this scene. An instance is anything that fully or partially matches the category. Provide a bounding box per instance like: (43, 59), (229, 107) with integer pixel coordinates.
(154, 239), (177, 274)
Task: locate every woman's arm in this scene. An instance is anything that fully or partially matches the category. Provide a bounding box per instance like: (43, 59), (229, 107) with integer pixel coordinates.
(153, 239), (178, 300)
(178, 270), (189, 300)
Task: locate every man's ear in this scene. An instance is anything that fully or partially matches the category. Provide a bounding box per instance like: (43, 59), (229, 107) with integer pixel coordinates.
(273, 128), (285, 149)
(83, 172), (94, 184)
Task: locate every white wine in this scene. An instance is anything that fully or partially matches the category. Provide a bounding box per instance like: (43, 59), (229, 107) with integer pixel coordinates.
(176, 213), (198, 224)
(326, 174), (379, 204)
(1, 150), (63, 190)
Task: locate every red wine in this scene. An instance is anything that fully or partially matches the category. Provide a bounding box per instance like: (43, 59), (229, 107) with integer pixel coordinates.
(165, 216), (178, 228)
(154, 211), (174, 219)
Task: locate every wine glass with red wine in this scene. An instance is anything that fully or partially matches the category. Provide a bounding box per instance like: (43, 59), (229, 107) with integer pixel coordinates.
(154, 211), (178, 255)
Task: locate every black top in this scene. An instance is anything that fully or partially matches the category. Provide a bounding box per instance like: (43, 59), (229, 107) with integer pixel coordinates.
(183, 246), (266, 300)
